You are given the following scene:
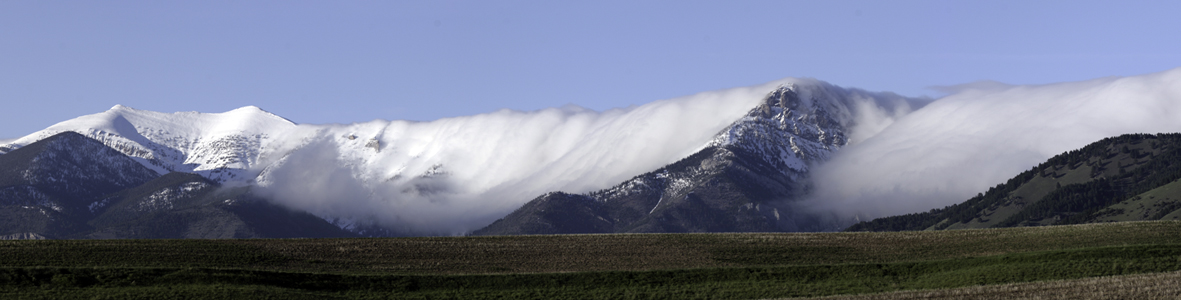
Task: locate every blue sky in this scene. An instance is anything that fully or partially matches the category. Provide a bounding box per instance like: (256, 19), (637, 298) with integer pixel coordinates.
(3, 1), (1180, 139)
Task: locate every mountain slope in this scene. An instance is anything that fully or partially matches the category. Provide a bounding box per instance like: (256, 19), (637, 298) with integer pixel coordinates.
(87, 172), (355, 239)
(0, 131), (160, 238)
(846, 133), (1181, 232)
(475, 145), (814, 235)
(0, 132), (354, 239)
(477, 83), (916, 235)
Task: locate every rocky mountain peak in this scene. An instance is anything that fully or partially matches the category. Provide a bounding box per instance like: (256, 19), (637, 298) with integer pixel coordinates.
(755, 84), (804, 115)
(710, 84), (849, 174)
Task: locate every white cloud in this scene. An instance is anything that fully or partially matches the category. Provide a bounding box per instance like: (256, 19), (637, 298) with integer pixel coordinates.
(803, 67), (1181, 222)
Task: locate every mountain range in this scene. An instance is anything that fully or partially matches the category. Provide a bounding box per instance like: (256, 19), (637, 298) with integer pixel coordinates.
(4, 68), (1181, 238)
(0, 78), (920, 237)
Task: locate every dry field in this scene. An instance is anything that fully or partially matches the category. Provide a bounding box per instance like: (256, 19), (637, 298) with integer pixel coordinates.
(223, 220), (1181, 274)
(793, 270), (1181, 300)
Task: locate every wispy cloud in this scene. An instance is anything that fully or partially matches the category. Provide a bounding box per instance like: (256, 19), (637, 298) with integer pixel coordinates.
(803, 67), (1181, 222)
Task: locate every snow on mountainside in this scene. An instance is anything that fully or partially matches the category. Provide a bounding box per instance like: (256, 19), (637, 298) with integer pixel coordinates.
(18, 133), (158, 190)
(0, 105), (296, 182)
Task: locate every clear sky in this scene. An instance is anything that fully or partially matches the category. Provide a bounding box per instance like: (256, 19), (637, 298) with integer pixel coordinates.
(3, 1), (1180, 140)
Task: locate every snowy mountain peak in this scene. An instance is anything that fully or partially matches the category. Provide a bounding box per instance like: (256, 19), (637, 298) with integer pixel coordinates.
(232, 105), (263, 111)
(1, 105), (298, 182)
(223, 105), (295, 124)
(705, 80), (924, 177)
(709, 84), (848, 174)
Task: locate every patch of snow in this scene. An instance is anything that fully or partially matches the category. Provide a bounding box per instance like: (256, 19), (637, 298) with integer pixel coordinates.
(649, 196), (664, 214)
(133, 181), (211, 212)
(89, 198), (112, 213)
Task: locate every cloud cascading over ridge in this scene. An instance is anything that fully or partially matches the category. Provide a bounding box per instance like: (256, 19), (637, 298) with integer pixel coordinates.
(253, 80), (801, 235)
(33, 65), (1173, 235)
(803, 67), (1181, 222)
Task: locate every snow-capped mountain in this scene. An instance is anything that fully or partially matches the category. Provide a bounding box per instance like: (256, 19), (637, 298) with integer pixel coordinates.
(0, 105), (296, 182)
(709, 82), (875, 175)
(0, 78), (922, 236)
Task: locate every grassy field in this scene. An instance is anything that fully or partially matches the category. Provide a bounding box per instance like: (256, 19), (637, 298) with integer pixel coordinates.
(2, 221), (1181, 299)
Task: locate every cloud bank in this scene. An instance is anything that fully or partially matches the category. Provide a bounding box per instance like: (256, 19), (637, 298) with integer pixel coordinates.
(254, 79), (825, 235)
(804, 67), (1181, 222)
